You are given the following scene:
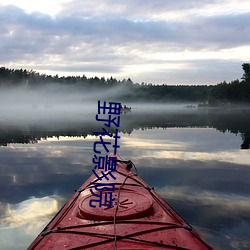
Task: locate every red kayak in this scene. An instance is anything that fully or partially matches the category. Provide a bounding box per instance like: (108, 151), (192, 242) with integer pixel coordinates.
(28, 153), (213, 249)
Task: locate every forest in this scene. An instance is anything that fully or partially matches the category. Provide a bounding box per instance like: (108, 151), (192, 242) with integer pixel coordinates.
(0, 63), (249, 104)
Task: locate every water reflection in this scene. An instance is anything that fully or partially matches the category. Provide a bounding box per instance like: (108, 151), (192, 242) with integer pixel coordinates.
(0, 196), (59, 228)
(0, 108), (250, 149)
(0, 109), (250, 249)
(0, 196), (63, 250)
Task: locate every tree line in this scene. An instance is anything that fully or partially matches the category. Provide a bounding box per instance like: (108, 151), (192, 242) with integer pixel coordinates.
(208, 63), (250, 105)
(0, 63), (249, 104)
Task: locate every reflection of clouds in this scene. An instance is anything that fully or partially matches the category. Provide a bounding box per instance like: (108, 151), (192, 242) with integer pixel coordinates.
(119, 128), (249, 166)
(0, 202), (7, 218)
(122, 137), (185, 150)
(121, 127), (243, 152)
(157, 186), (250, 216)
(0, 196), (61, 250)
(5, 141), (93, 176)
(0, 139), (96, 205)
(0, 196), (59, 230)
(0, 127), (249, 249)
(154, 150), (250, 166)
(157, 186), (250, 249)
(194, 224), (250, 250)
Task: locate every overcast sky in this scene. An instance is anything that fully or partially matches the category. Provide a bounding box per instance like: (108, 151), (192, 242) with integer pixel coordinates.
(0, 0), (250, 85)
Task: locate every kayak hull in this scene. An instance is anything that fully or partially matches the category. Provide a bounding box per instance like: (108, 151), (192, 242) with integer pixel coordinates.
(28, 153), (213, 249)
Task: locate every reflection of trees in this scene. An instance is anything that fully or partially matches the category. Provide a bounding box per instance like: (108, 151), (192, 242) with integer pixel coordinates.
(0, 122), (122, 146)
(0, 109), (250, 149)
(241, 133), (250, 149)
(199, 109), (250, 149)
(0, 133), (38, 146)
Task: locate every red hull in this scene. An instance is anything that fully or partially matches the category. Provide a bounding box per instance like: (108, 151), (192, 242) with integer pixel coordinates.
(28, 153), (213, 249)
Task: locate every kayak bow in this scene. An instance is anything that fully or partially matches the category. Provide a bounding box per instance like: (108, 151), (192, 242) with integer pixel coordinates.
(28, 153), (213, 249)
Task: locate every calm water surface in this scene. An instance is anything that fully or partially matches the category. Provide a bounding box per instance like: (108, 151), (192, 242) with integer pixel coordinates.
(0, 106), (250, 249)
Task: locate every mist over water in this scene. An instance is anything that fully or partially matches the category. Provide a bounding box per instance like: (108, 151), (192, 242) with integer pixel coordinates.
(0, 84), (197, 124)
(0, 85), (96, 121)
(1, 84), (250, 148)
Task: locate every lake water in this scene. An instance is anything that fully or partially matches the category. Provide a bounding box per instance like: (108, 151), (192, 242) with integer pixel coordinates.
(0, 104), (250, 249)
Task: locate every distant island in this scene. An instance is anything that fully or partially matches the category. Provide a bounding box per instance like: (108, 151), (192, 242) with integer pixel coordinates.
(0, 63), (249, 105)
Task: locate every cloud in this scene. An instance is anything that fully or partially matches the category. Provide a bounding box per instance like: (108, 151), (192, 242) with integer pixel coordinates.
(5, 5), (247, 49)
(0, 1), (250, 84)
(58, 0), (244, 19)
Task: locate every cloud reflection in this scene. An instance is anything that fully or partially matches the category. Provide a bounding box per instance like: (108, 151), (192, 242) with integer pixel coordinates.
(153, 150), (250, 166)
(0, 125), (249, 249)
(0, 196), (61, 249)
(119, 128), (249, 166)
(156, 186), (250, 249)
(0, 196), (59, 229)
(157, 186), (250, 216)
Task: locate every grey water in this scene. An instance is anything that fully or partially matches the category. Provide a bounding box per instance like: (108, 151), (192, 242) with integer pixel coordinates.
(0, 104), (250, 249)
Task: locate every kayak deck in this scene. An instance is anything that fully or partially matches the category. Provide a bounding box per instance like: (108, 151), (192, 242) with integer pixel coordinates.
(28, 153), (213, 249)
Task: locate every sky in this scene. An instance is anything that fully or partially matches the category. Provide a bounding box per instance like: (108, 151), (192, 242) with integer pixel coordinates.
(0, 0), (250, 85)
